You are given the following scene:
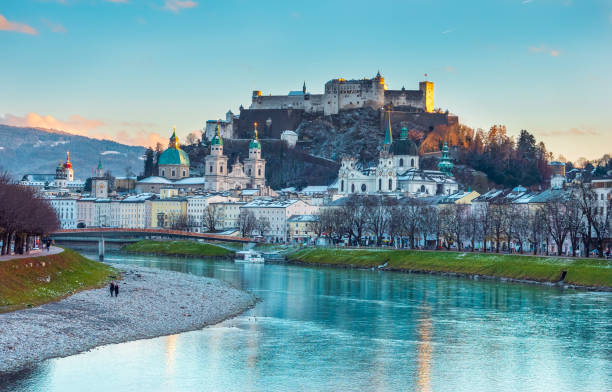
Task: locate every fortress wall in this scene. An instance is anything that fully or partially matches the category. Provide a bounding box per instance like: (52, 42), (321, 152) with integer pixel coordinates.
(385, 90), (424, 110)
(251, 96), (305, 110)
(380, 111), (458, 136)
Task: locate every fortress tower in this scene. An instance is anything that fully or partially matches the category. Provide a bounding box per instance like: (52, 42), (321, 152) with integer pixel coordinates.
(419, 81), (434, 113)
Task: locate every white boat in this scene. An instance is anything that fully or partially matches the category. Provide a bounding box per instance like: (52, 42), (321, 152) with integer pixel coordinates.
(234, 250), (265, 263)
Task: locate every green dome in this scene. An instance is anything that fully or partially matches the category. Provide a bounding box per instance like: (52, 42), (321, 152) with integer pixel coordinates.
(389, 139), (418, 155)
(158, 148), (190, 166)
(249, 139), (261, 149)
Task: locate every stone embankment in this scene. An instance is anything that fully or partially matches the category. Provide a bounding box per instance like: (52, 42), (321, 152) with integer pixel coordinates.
(0, 264), (256, 374)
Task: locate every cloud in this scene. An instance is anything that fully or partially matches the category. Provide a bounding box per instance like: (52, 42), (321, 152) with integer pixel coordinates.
(539, 128), (600, 137)
(163, 0), (198, 13)
(0, 14), (38, 35)
(529, 45), (561, 57)
(522, 0), (534, 4)
(41, 18), (67, 33)
(445, 65), (457, 73)
(107, 0), (129, 2)
(441, 28), (454, 34)
(0, 112), (166, 147)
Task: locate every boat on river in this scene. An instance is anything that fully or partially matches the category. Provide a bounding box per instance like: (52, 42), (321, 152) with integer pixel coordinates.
(234, 250), (265, 263)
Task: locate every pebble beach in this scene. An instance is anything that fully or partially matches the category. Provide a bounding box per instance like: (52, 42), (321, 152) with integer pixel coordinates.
(0, 264), (257, 375)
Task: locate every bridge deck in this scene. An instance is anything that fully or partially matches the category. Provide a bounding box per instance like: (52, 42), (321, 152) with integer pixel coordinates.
(52, 228), (255, 243)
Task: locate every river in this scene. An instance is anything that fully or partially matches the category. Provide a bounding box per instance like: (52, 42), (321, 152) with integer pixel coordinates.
(4, 251), (611, 392)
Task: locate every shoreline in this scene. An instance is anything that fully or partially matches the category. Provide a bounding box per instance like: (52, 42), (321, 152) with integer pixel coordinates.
(285, 248), (612, 292)
(0, 263), (257, 375)
(285, 258), (612, 292)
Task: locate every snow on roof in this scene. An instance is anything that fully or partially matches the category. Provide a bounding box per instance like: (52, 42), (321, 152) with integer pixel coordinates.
(243, 198), (300, 208)
(137, 176), (173, 184)
(287, 214), (319, 222)
(300, 186), (329, 194)
(175, 177), (206, 185)
(241, 189), (259, 196)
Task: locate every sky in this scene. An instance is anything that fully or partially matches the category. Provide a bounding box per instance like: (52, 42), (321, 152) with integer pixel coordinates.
(1, 0), (611, 162)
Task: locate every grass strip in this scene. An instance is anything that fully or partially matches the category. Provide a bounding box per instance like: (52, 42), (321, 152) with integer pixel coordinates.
(287, 248), (612, 288)
(122, 240), (234, 258)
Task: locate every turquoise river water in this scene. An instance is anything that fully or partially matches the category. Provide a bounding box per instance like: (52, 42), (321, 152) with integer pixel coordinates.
(3, 251), (611, 392)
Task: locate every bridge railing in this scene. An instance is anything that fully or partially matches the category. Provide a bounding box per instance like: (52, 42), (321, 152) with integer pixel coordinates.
(53, 228), (256, 243)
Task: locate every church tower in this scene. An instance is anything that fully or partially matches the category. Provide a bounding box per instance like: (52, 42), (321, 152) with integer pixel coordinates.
(92, 158), (108, 198)
(244, 122), (266, 189)
(64, 151), (74, 181)
(383, 107), (393, 154)
(205, 122), (229, 191)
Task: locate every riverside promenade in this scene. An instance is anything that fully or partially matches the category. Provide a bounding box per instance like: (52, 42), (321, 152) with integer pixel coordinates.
(0, 246), (63, 262)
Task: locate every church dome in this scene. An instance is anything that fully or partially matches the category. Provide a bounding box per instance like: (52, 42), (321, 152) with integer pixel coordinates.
(389, 138), (418, 156)
(159, 130), (190, 166)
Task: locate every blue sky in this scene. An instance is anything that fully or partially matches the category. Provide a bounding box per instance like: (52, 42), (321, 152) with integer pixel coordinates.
(1, 0), (611, 161)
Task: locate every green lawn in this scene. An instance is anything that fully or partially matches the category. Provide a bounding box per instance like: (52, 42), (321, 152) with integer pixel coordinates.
(0, 247), (117, 312)
(287, 248), (612, 288)
(122, 240), (234, 258)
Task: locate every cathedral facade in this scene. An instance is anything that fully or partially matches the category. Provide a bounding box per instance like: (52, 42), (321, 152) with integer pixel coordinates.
(204, 123), (267, 192)
(337, 114), (458, 196)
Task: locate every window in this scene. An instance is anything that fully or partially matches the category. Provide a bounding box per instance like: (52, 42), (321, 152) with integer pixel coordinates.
(411, 158), (415, 167)
(361, 184), (366, 192)
(389, 179), (393, 190)
(421, 185), (425, 192)
(341, 180), (344, 192)
(351, 184), (355, 193)
(162, 169), (165, 177)
(399, 158), (404, 167)
(248, 169), (252, 176)
(378, 179), (382, 191)
(171, 170), (176, 177)
(258, 168), (261, 176)
(182, 170), (186, 177)
(220, 166), (223, 173)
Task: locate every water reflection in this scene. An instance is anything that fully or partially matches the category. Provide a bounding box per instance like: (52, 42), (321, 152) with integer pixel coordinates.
(5, 251), (611, 392)
(416, 306), (432, 392)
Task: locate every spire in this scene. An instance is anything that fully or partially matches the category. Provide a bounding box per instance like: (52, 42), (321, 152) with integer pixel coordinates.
(64, 151), (72, 169)
(384, 107), (393, 147)
(303, 81), (306, 94)
(437, 141), (454, 175)
(211, 120), (223, 146)
(250, 122), (261, 149)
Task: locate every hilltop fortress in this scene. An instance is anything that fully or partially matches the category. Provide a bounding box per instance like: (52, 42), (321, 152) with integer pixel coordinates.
(250, 72), (433, 115)
(205, 72), (456, 143)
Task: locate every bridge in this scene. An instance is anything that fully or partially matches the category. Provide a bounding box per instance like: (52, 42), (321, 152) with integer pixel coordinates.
(51, 228), (255, 260)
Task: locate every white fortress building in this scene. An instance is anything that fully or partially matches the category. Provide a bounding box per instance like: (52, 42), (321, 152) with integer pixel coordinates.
(337, 112), (458, 196)
(250, 72), (434, 115)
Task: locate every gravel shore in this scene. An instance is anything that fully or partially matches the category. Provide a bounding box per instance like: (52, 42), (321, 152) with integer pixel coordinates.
(0, 264), (257, 374)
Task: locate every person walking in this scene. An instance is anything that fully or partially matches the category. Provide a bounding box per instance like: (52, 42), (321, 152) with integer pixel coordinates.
(114, 283), (119, 297)
(109, 282), (115, 297)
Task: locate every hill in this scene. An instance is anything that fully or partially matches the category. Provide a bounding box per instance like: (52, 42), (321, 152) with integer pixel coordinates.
(0, 125), (146, 179)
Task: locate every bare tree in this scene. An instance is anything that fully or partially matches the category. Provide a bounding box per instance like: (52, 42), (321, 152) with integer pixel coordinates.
(344, 195), (368, 246)
(366, 196), (395, 246)
(387, 205), (403, 248)
(474, 203), (492, 252)
(421, 206), (440, 249)
(238, 210), (256, 237)
(565, 196), (584, 257)
(465, 209), (481, 251)
(401, 198), (424, 249)
(489, 200), (507, 253)
(255, 216), (271, 238)
(203, 204), (220, 232)
(513, 207), (531, 254)
(185, 132), (200, 146)
(545, 196), (569, 256)
(168, 212), (189, 230)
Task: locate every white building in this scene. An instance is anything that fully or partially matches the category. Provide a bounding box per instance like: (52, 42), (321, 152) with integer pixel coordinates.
(186, 195), (230, 232)
(210, 201), (247, 229)
(47, 197), (77, 229)
(338, 121), (458, 196)
(241, 199), (319, 242)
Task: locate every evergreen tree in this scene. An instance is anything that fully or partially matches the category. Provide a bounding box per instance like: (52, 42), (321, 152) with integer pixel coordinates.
(144, 147), (154, 177)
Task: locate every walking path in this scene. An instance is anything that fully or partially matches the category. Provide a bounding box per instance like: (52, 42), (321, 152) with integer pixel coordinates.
(0, 263), (257, 374)
(0, 246), (63, 262)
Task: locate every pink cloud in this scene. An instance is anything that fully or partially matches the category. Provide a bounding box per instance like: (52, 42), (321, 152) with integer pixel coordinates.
(1, 112), (165, 147)
(539, 128), (600, 137)
(529, 45), (561, 57)
(163, 0), (198, 13)
(41, 18), (67, 33)
(0, 14), (38, 35)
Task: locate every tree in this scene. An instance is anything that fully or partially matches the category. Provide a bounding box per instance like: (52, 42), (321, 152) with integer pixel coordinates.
(344, 195), (369, 246)
(489, 200), (507, 253)
(544, 196), (569, 256)
(528, 206), (547, 255)
(565, 196), (584, 257)
(512, 208), (531, 254)
(185, 132), (199, 146)
(143, 147), (155, 177)
(401, 198), (424, 249)
(421, 206), (440, 249)
(306, 217), (324, 243)
(255, 216), (271, 238)
(168, 213), (188, 230)
(474, 203), (492, 252)
(366, 196), (395, 246)
(238, 210), (256, 237)
(203, 204), (220, 232)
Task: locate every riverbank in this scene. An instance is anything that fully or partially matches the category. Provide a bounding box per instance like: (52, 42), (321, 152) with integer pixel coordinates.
(0, 247), (117, 313)
(287, 248), (612, 290)
(0, 263), (257, 375)
(121, 240), (234, 258)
